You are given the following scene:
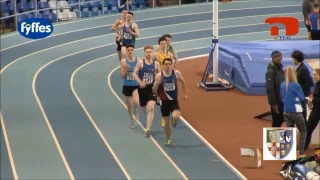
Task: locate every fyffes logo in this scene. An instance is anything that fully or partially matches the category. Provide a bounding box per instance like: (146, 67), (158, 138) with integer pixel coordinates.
(18, 18), (53, 39)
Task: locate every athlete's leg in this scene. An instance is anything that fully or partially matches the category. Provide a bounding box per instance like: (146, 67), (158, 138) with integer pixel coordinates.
(123, 86), (136, 128)
(121, 46), (127, 59)
(171, 109), (181, 126)
(116, 41), (122, 61)
(171, 101), (181, 128)
(145, 100), (155, 138)
(125, 96), (136, 128)
(161, 101), (172, 146)
(132, 88), (139, 120)
(163, 116), (171, 145)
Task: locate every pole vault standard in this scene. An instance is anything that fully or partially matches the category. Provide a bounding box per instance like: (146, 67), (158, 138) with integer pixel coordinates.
(197, 0), (230, 91)
(212, 0), (219, 83)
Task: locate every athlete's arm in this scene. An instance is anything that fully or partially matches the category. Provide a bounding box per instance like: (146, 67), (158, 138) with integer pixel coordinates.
(132, 59), (143, 86)
(153, 46), (160, 52)
(120, 58), (128, 78)
(175, 70), (187, 97)
(155, 61), (161, 74)
(111, 19), (120, 32)
(130, 23), (139, 38)
(172, 49), (178, 64)
(152, 51), (159, 62)
(152, 73), (161, 95)
(169, 52), (176, 65)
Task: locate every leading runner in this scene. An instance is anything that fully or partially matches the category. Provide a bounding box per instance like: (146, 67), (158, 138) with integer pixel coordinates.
(152, 58), (187, 146)
(132, 45), (160, 137)
(120, 12), (139, 58)
(110, 8), (128, 61)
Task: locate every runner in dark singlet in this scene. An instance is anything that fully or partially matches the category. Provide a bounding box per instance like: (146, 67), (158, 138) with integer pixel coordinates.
(120, 12), (139, 58)
(132, 45), (160, 137)
(152, 58), (188, 146)
(110, 8), (128, 61)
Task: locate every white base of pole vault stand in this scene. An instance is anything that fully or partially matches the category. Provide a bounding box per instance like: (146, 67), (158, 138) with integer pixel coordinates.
(197, 39), (230, 91)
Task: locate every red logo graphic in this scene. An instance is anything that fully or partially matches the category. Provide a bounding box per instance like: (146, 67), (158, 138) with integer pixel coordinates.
(265, 17), (299, 36)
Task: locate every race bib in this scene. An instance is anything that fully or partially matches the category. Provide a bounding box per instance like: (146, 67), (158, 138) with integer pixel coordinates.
(126, 72), (134, 80)
(143, 72), (154, 84)
(164, 83), (175, 91)
(123, 32), (132, 39)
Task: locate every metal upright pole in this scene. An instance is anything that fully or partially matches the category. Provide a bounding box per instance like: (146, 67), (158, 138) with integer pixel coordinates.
(35, 0), (38, 17)
(102, 0), (104, 15)
(14, 0), (17, 31)
(56, 0), (58, 22)
(212, 0), (219, 83)
(78, 0), (81, 18)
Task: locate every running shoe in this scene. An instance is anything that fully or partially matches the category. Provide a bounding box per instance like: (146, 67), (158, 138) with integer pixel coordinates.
(165, 139), (172, 146)
(172, 119), (177, 128)
(145, 129), (150, 138)
(161, 118), (165, 127)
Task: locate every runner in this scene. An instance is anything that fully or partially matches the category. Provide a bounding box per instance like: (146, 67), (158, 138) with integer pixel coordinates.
(155, 34), (178, 66)
(152, 58), (187, 146)
(120, 44), (139, 129)
(120, 12), (139, 59)
(132, 45), (160, 137)
(152, 36), (175, 127)
(110, 8), (128, 61)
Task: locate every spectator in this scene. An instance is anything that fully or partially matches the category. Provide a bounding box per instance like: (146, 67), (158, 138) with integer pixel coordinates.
(302, 0), (315, 40)
(266, 51), (285, 127)
(306, 2), (320, 40)
(291, 50), (314, 121)
(118, 0), (132, 11)
(281, 66), (308, 158)
(305, 68), (320, 150)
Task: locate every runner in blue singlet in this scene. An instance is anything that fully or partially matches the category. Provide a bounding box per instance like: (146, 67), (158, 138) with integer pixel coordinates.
(120, 12), (139, 58)
(133, 45), (160, 137)
(120, 44), (139, 129)
(152, 58), (188, 146)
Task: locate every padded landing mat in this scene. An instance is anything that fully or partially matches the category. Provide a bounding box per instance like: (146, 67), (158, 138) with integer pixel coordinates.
(218, 40), (319, 95)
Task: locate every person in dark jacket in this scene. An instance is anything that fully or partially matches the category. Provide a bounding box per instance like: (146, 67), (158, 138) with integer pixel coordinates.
(305, 68), (320, 150)
(291, 50), (314, 120)
(266, 50), (285, 127)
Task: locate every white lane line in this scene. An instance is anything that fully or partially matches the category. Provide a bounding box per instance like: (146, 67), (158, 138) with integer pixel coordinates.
(0, 29), (210, 74)
(0, 11), (302, 52)
(1, 27), (308, 74)
(0, 112), (18, 180)
(0, 3), (299, 43)
(0, 20), (210, 52)
(0, 0), (263, 38)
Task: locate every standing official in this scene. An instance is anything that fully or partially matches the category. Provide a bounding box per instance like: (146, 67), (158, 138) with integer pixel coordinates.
(305, 68), (320, 150)
(291, 50), (314, 121)
(266, 51), (285, 127)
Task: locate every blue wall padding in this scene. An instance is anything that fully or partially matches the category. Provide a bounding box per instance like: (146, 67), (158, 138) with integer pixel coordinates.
(216, 40), (319, 95)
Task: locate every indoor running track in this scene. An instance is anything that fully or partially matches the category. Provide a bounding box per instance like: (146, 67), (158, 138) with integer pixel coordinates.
(0, 1), (307, 179)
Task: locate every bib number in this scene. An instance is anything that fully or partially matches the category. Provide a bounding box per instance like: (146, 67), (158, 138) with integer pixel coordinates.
(164, 83), (175, 91)
(126, 72), (134, 80)
(144, 77), (153, 84)
(143, 73), (154, 84)
(123, 32), (132, 39)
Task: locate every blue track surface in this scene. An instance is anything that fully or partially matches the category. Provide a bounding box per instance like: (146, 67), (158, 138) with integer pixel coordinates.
(0, 1), (309, 179)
